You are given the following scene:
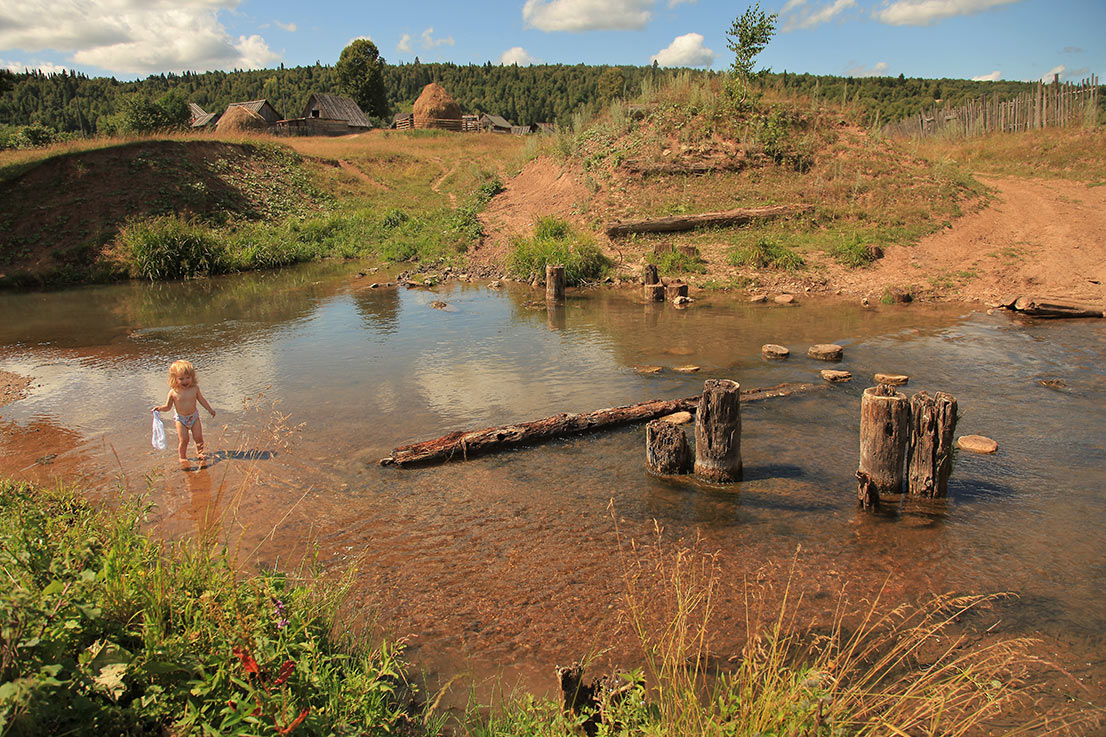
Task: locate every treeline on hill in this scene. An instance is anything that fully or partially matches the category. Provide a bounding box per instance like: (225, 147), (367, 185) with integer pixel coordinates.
(1, 61), (1102, 147)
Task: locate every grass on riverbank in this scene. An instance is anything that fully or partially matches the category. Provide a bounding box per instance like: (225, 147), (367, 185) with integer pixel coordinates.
(0, 480), (414, 736)
(1, 481), (1093, 736)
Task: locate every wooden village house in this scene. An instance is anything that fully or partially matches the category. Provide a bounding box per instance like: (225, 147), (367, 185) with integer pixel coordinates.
(276, 93), (373, 136)
(188, 102), (218, 129)
(225, 99), (282, 125)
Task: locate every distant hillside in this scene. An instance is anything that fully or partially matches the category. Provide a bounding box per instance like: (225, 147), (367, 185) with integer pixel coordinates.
(3, 61), (1100, 139)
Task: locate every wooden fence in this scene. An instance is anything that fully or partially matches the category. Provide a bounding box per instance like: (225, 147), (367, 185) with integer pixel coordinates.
(884, 75), (1099, 139)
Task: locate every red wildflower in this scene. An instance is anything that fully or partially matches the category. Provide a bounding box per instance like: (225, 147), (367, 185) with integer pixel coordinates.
(274, 660), (295, 686)
(232, 646), (261, 676)
(275, 707), (310, 735)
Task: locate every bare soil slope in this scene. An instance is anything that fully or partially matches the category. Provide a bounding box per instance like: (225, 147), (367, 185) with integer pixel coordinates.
(837, 176), (1106, 307)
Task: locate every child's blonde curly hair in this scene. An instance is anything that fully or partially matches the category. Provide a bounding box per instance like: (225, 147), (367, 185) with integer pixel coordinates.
(168, 360), (198, 390)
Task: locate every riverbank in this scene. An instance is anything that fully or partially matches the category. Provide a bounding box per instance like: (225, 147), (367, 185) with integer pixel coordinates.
(3, 479), (1093, 735)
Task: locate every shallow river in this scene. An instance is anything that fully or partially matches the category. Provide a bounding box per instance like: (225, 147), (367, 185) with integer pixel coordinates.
(1, 262), (1104, 704)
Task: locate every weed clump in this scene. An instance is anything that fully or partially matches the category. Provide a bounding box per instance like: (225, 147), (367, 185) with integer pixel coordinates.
(830, 234), (879, 268)
(727, 238), (805, 270)
(116, 216), (224, 280)
(650, 247), (706, 275)
(508, 216), (611, 285)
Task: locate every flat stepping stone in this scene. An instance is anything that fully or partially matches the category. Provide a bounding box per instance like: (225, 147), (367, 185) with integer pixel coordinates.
(762, 344), (790, 359)
(659, 411), (693, 425)
(674, 365), (701, 373)
(808, 344), (844, 361)
(748, 294), (768, 303)
(633, 365), (664, 374)
(874, 373), (908, 386)
(821, 369), (852, 383)
(958, 435), (998, 454)
(773, 294), (796, 304)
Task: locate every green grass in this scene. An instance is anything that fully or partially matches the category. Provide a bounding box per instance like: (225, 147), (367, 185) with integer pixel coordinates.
(0, 480), (413, 736)
(829, 234), (878, 268)
(727, 238), (806, 271)
(507, 216), (612, 286)
(650, 247), (706, 275)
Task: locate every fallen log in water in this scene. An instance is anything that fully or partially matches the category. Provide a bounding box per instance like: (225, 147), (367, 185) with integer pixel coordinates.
(605, 204), (813, 238)
(379, 382), (818, 468)
(1010, 297), (1104, 319)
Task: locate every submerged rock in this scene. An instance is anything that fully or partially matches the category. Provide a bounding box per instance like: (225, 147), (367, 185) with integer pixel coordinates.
(633, 365), (664, 375)
(874, 373), (909, 386)
(820, 369), (852, 383)
(762, 344), (790, 359)
(808, 344), (844, 361)
(660, 411), (693, 425)
(773, 294), (796, 305)
(674, 365), (701, 373)
(748, 294), (768, 303)
(958, 435), (998, 454)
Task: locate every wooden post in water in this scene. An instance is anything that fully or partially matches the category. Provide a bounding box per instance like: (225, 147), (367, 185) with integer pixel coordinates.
(546, 264), (565, 303)
(644, 283), (666, 302)
(907, 391), (958, 497)
(694, 379), (742, 482)
(642, 263), (659, 285)
(646, 420), (692, 475)
(857, 384), (910, 508)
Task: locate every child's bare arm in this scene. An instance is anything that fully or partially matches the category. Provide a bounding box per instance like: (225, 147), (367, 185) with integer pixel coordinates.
(197, 389), (216, 417)
(152, 391), (174, 413)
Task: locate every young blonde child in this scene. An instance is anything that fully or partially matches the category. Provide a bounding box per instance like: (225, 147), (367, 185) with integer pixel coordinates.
(153, 360), (216, 467)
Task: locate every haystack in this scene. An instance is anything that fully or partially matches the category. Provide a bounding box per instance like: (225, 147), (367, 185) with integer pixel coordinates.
(214, 105), (270, 135)
(413, 83), (462, 130)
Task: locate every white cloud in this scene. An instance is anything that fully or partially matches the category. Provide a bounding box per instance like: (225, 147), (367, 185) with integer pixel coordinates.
(844, 60), (889, 77)
(522, 0), (654, 31)
(875, 0), (1020, 26)
(781, 0), (807, 11)
(1040, 64), (1064, 82)
(419, 27), (454, 48)
(0, 0), (279, 75)
(972, 70), (1002, 81)
(650, 32), (714, 67)
(499, 47), (538, 65)
(397, 33), (413, 52)
(2, 58), (71, 75)
(668, 0), (696, 6)
(274, 20), (297, 32)
(783, 0), (856, 31)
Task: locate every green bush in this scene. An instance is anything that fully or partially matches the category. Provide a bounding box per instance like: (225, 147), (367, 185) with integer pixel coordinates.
(116, 216), (225, 280)
(727, 238), (805, 270)
(830, 234), (878, 268)
(0, 481), (413, 737)
(650, 247), (706, 275)
(508, 216), (611, 285)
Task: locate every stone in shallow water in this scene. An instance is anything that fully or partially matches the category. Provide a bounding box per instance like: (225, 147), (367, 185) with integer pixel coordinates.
(762, 344), (790, 359)
(957, 435), (998, 454)
(674, 365), (701, 373)
(874, 373), (908, 386)
(808, 344), (843, 361)
(660, 411), (693, 425)
(748, 293), (768, 303)
(821, 369), (852, 383)
(634, 365), (663, 375)
(774, 294), (796, 304)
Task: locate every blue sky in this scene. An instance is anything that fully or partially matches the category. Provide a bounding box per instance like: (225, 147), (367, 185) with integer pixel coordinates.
(1, 0), (1102, 84)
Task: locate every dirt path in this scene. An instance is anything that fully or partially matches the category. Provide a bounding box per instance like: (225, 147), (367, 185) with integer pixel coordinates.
(833, 176), (1106, 307)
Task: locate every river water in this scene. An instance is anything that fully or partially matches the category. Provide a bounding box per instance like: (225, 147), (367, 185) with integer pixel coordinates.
(1, 263), (1104, 705)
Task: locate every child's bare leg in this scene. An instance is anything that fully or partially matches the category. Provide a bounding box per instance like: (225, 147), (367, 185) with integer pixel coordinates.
(176, 421), (190, 461)
(193, 420), (205, 462)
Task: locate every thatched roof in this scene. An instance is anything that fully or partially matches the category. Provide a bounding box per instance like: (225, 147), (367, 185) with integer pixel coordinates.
(226, 99), (282, 123)
(302, 93), (371, 128)
(413, 83), (461, 129)
(214, 105), (269, 134)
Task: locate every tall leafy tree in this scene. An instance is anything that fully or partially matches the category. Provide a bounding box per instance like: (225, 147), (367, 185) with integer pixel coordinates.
(336, 39), (389, 118)
(726, 3), (777, 101)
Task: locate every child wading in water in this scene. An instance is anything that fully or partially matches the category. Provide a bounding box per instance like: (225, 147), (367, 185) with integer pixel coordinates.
(153, 360), (216, 468)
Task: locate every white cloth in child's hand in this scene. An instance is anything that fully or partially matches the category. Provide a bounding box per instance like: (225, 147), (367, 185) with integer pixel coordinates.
(151, 410), (167, 450)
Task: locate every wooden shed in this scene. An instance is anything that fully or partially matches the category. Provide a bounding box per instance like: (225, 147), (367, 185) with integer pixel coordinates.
(225, 99), (282, 125)
(188, 102), (218, 129)
(276, 93), (373, 136)
(479, 113), (513, 133)
(392, 112), (414, 130)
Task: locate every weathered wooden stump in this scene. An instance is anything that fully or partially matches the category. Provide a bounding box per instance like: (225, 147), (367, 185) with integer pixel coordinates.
(694, 379), (742, 482)
(907, 391), (958, 497)
(644, 283), (666, 302)
(646, 420), (692, 474)
(546, 264), (565, 302)
(642, 263), (659, 285)
(808, 344), (843, 361)
(857, 384), (910, 507)
(666, 281), (689, 300)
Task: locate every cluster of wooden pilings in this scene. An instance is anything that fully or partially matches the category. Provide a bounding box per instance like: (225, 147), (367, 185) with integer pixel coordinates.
(857, 385), (958, 510)
(645, 379), (743, 482)
(641, 264), (689, 303)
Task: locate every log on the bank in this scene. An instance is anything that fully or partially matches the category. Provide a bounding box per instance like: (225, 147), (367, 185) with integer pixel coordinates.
(646, 420), (692, 474)
(1010, 297), (1104, 319)
(380, 382), (818, 467)
(857, 384), (911, 506)
(606, 204), (813, 238)
(907, 391), (958, 497)
(694, 379), (742, 483)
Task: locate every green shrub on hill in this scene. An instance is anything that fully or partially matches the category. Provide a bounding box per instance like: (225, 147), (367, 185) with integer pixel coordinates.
(508, 216), (611, 285)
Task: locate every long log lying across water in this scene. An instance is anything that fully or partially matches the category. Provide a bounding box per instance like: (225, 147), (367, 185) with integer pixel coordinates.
(605, 204), (813, 238)
(379, 382), (818, 468)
